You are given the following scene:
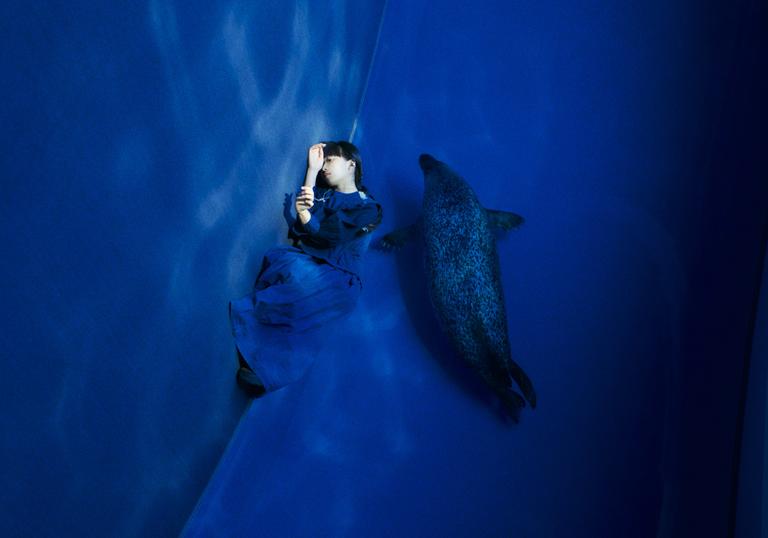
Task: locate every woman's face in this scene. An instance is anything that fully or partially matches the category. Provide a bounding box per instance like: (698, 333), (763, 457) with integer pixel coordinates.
(322, 155), (353, 186)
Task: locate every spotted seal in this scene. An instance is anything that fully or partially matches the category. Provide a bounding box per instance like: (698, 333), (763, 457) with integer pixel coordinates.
(379, 153), (536, 422)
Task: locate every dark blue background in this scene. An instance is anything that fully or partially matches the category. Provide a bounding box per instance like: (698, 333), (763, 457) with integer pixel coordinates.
(2, 1), (766, 537)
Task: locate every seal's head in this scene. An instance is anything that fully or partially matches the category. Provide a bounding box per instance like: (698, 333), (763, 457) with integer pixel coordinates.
(419, 153), (440, 173)
(419, 153), (463, 191)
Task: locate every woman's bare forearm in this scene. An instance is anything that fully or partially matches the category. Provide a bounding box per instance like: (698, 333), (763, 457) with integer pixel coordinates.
(298, 143), (324, 225)
(298, 166), (319, 225)
(304, 165), (320, 188)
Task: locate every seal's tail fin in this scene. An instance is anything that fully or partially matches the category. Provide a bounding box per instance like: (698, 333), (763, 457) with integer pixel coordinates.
(471, 318), (537, 416)
(507, 359), (537, 409)
(495, 387), (525, 423)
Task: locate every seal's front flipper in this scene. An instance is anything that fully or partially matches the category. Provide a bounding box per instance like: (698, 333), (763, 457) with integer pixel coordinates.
(374, 217), (423, 252)
(485, 209), (525, 230)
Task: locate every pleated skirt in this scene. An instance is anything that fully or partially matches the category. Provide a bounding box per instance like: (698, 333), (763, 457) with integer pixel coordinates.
(228, 244), (362, 393)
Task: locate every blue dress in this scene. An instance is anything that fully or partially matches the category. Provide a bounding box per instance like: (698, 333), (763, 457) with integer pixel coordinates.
(228, 185), (383, 393)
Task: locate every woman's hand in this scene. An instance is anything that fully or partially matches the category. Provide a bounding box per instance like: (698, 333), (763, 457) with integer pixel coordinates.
(307, 143), (326, 171)
(295, 185), (314, 217)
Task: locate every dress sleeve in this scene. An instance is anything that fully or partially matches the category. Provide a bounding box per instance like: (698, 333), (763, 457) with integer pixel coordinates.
(286, 186), (324, 241)
(289, 213), (320, 237)
(336, 201), (383, 234)
(286, 187), (383, 247)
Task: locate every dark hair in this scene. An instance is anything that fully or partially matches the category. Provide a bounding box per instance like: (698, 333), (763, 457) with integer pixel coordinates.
(319, 140), (369, 193)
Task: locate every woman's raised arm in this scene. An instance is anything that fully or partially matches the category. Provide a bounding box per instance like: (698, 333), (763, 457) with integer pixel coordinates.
(305, 143), (325, 188)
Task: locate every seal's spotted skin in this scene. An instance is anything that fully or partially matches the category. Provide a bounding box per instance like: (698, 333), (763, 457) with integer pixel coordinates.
(377, 154), (536, 423)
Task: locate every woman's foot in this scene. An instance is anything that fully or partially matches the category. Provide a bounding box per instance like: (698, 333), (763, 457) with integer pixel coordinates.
(236, 349), (250, 369)
(236, 366), (266, 397)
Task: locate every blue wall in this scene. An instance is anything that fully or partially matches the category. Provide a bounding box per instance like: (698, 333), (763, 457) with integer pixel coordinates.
(0, 1), (384, 536)
(2, 0), (767, 537)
